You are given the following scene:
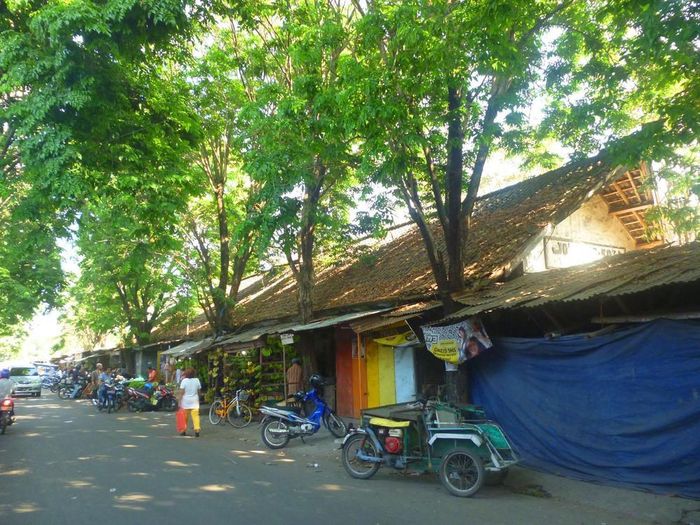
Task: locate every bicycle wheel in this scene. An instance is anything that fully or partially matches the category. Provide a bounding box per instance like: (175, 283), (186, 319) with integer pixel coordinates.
(227, 402), (252, 428)
(209, 400), (226, 425)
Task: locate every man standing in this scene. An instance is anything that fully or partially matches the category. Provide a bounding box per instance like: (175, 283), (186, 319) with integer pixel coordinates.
(286, 358), (303, 397)
(92, 363), (108, 406)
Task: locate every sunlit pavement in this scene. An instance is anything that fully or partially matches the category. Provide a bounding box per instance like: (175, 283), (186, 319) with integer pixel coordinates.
(0, 395), (693, 525)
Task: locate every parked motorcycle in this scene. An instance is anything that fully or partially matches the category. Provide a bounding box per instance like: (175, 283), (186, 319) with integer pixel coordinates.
(0, 396), (15, 435)
(93, 381), (125, 413)
(126, 384), (178, 412)
(259, 374), (347, 449)
(58, 378), (89, 400)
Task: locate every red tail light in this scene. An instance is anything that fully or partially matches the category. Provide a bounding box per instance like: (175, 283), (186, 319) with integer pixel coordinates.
(1, 399), (13, 409)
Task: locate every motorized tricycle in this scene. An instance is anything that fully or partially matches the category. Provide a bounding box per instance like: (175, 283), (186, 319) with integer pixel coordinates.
(341, 400), (518, 497)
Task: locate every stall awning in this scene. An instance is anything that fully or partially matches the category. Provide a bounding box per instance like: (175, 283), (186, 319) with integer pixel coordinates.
(216, 322), (299, 347)
(162, 338), (214, 358)
(285, 309), (391, 332)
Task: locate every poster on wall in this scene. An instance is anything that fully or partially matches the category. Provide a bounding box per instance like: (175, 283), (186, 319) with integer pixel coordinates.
(421, 318), (493, 367)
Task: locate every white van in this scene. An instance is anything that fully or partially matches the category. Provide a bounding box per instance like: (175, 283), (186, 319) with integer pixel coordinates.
(9, 365), (42, 397)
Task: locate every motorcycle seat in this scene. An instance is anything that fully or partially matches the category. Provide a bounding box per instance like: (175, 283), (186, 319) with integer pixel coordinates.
(369, 417), (411, 428)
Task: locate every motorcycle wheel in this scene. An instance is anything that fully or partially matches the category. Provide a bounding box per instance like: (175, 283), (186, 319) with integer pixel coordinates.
(261, 419), (290, 449)
(324, 411), (347, 438)
(438, 448), (485, 497)
(161, 397), (178, 412)
(127, 400), (140, 412)
(209, 400), (224, 425)
(58, 387), (71, 400)
(227, 404), (252, 428)
(342, 434), (380, 479)
(0, 415), (7, 435)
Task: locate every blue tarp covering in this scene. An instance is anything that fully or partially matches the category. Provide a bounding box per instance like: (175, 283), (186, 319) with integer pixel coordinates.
(470, 319), (700, 499)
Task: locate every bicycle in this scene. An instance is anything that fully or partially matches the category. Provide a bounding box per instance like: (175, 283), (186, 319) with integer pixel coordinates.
(208, 389), (253, 428)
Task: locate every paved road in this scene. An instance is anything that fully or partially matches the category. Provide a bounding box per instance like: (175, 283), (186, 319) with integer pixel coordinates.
(0, 396), (688, 525)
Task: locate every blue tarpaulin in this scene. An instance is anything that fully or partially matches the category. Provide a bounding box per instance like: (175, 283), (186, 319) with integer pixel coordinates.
(470, 319), (700, 499)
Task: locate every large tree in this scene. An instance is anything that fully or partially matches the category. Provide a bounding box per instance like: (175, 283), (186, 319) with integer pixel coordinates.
(234, 0), (360, 323)
(0, 0), (207, 332)
(70, 193), (191, 348)
(175, 37), (271, 334)
(349, 0), (700, 314)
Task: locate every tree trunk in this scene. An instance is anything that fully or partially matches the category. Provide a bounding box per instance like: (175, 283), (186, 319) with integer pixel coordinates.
(445, 85), (465, 293)
(297, 332), (318, 386)
(296, 173), (323, 324)
(214, 183), (231, 333)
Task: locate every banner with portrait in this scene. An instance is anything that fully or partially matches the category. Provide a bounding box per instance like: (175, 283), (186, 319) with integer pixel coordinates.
(421, 318), (493, 366)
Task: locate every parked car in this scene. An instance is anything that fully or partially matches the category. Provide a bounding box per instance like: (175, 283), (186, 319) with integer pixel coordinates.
(10, 366), (42, 397)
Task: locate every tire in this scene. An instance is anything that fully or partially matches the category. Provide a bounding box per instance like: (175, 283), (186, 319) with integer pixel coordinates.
(209, 400), (225, 425)
(261, 419), (290, 449)
(485, 468), (509, 486)
(324, 411), (347, 438)
(162, 397), (178, 412)
(342, 433), (381, 480)
(227, 403), (252, 428)
(0, 414), (7, 435)
(58, 387), (71, 400)
(127, 400), (140, 412)
(438, 448), (485, 497)
(36, 391), (41, 398)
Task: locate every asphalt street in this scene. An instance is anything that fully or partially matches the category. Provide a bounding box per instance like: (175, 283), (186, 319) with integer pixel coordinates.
(0, 395), (693, 525)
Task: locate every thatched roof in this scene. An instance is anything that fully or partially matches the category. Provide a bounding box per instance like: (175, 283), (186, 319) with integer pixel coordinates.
(229, 153), (624, 327)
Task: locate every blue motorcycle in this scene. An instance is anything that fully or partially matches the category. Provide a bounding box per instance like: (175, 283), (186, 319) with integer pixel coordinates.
(260, 374), (347, 449)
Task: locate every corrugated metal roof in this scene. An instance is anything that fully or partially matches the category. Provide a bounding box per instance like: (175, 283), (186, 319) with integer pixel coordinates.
(162, 337), (215, 357)
(285, 309), (392, 332)
(446, 242), (700, 321)
(350, 313), (417, 334)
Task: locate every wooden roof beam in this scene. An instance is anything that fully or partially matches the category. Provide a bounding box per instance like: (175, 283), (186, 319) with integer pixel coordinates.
(610, 203), (653, 216)
(612, 180), (631, 205)
(626, 170), (643, 203)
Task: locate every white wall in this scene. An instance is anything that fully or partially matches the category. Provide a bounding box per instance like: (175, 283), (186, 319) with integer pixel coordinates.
(524, 195), (637, 272)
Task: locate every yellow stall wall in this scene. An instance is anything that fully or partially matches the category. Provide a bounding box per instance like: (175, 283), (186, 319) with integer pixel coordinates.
(365, 340), (380, 408)
(377, 344), (396, 406)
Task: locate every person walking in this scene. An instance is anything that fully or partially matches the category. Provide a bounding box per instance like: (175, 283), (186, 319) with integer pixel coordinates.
(178, 368), (201, 437)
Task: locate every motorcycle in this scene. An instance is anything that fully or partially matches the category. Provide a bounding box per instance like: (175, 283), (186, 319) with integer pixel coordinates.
(93, 381), (125, 413)
(126, 384), (178, 412)
(58, 378), (89, 400)
(259, 374), (347, 450)
(0, 396), (15, 435)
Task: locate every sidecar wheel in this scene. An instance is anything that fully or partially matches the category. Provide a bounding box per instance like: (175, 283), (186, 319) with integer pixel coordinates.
(439, 448), (484, 497)
(261, 419), (290, 449)
(342, 434), (380, 480)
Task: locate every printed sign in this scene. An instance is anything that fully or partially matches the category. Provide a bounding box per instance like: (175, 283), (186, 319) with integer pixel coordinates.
(421, 318), (493, 365)
(280, 333), (295, 345)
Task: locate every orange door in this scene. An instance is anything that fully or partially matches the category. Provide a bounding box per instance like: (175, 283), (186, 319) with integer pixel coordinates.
(352, 334), (368, 418)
